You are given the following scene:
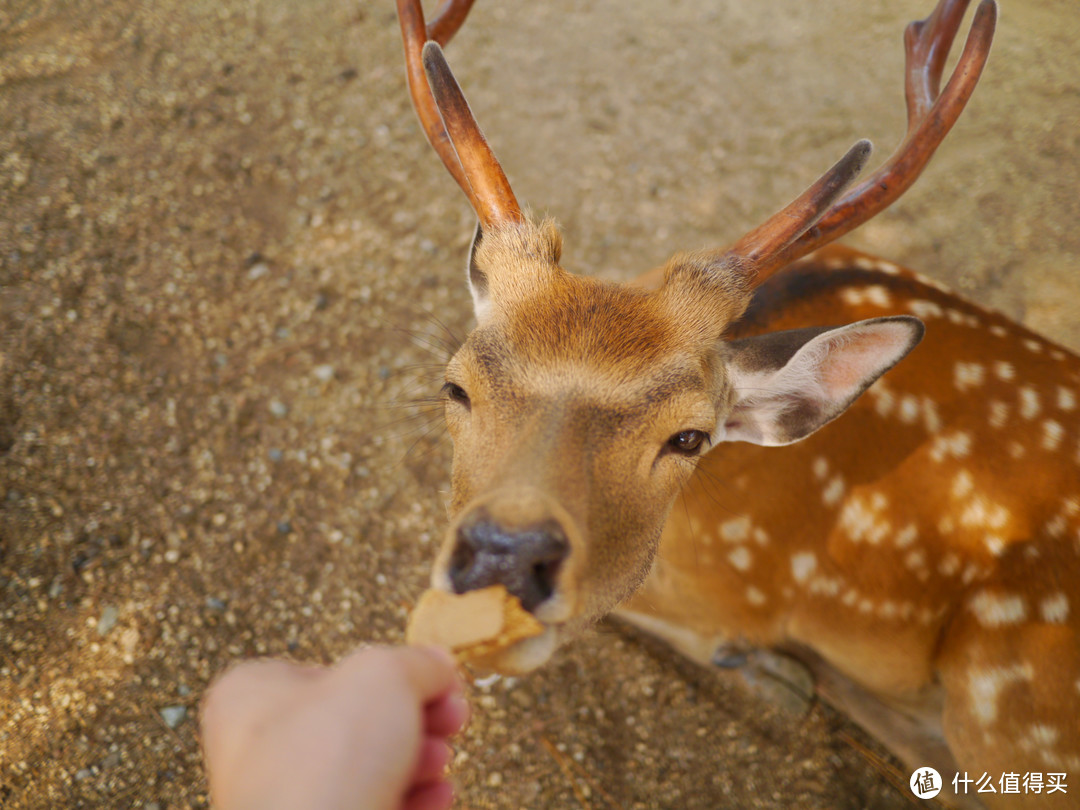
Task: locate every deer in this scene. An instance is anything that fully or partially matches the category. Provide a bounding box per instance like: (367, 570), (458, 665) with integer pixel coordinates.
(394, 1), (1079, 807)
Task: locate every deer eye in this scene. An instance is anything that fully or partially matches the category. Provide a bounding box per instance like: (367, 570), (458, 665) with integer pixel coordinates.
(442, 382), (471, 408)
(667, 430), (709, 456)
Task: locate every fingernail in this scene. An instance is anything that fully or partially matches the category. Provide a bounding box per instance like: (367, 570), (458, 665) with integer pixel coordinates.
(450, 692), (471, 731)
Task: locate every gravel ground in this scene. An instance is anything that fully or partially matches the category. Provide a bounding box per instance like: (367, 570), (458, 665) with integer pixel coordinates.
(1, 0), (1077, 808)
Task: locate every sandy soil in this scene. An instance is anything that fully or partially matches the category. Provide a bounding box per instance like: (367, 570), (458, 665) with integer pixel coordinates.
(1, 0), (1077, 808)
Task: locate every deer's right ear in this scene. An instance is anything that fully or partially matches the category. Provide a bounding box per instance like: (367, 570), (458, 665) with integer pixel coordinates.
(467, 220), (494, 323)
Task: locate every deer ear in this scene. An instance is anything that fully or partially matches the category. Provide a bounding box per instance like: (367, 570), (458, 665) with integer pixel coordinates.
(466, 220), (494, 323)
(721, 316), (924, 446)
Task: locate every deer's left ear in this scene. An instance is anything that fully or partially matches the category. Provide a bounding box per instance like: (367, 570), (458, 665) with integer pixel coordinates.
(720, 316), (924, 446)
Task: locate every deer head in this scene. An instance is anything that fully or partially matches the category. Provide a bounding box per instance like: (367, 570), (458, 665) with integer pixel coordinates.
(396, 0), (992, 673)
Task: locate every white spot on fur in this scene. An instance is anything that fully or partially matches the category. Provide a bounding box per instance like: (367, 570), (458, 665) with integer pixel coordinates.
(753, 527), (769, 546)
(990, 324), (1009, 338)
(841, 286), (892, 308)
(866, 286), (892, 307)
(969, 590), (1027, 627)
(904, 548), (927, 571)
(1058, 387), (1077, 412)
(870, 383), (895, 418)
(921, 398), (942, 434)
(1046, 515), (1067, 538)
(809, 575), (842, 598)
(988, 400), (1009, 429)
(952, 470), (975, 499)
(791, 552), (817, 583)
(746, 586), (767, 606)
(1019, 386), (1041, 420)
(984, 535), (1006, 557)
(838, 496), (891, 544)
(1009, 441), (1026, 459)
(969, 663), (1034, 725)
(812, 456), (829, 480)
(930, 431), (972, 462)
(939, 553), (961, 577)
(908, 299), (944, 319)
(1018, 725), (1061, 762)
(1023, 339), (1044, 354)
(955, 362), (986, 391)
(727, 547), (753, 572)
(995, 361), (1015, 381)
(899, 395), (920, 424)
(894, 524), (918, 549)
(1040, 593), (1069, 623)
(823, 476), (846, 508)
(1042, 420), (1065, 451)
(720, 517), (751, 544)
(960, 497), (1010, 531)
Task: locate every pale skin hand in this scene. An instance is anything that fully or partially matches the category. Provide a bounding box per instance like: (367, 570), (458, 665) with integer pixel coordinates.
(200, 645), (469, 810)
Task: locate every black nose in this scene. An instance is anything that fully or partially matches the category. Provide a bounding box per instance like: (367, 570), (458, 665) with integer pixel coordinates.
(448, 519), (569, 613)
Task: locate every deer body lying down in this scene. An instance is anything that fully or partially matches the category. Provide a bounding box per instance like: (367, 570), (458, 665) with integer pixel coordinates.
(394, 0), (1079, 806)
(621, 245), (1080, 808)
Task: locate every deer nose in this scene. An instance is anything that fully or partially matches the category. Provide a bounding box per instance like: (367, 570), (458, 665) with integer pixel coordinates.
(448, 519), (569, 613)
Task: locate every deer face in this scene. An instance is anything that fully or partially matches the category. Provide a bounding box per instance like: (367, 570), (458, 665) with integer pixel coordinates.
(427, 222), (923, 673)
(394, 16), (941, 673)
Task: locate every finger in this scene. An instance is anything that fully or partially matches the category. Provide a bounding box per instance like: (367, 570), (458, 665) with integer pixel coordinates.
(402, 780), (455, 810)
(337, 645), (462, 704)
(423, 691), (470, 737)
(411, 736), (452, 785)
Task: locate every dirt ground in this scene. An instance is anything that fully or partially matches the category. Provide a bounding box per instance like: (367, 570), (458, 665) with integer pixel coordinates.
(1, 0), (1077, 808)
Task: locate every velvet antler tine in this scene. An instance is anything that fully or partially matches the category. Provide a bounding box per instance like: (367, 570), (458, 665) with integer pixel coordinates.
(397, 0), (480, 213)
(746, 0), (996, 278)
(427, 0), (476, 46)
(726, 141), (872, 280)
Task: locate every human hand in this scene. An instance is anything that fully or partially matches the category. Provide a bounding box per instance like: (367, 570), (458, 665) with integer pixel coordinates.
(200, 645), (468, 810)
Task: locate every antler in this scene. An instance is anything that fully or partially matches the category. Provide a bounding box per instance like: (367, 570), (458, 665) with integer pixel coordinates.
(396, 0), (523, 228)
(723, 0), (997, 285)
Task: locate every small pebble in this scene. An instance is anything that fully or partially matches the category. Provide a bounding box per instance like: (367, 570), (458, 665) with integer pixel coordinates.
(269, 400), (288, 418)
(74, 768), (92, 781)
(247, 262), (269, 280)
(205, 596), (227, 612)
(160, 706), (187, 729)
(277, 521), (292, 535)
(313, 364), (334, 382)
(97, 606), (119, 636)
(267, 448), (284, 462)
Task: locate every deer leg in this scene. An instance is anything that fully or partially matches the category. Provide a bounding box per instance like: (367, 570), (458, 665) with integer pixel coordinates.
(613, 608), (815, 714)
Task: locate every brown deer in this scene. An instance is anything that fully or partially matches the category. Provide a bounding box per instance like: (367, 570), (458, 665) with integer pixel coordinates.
(395, 1), (1079, 807)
